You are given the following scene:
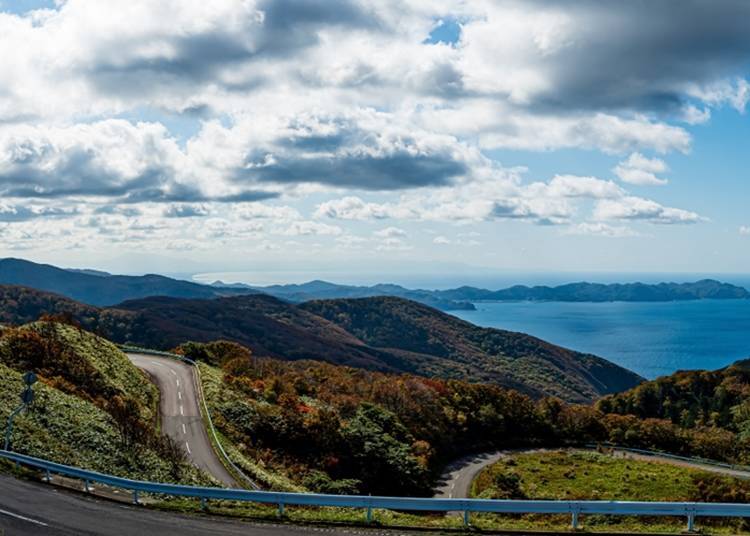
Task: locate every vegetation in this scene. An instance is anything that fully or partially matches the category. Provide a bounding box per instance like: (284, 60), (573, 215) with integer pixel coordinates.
(0, 285), (643, 403)
(172, 339), (727, 497)
(472, 450), (750, 532)
(0, 321), (205, 484)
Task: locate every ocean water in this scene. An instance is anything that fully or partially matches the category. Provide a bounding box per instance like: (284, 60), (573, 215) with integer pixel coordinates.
(452, 299), (750, 379)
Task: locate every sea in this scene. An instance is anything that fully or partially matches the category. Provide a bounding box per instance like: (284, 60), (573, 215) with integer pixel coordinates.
(453, 299), (750, 379)
(195, 270), (750, 379)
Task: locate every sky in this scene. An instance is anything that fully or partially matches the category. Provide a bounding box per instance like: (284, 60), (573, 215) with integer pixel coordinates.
(0, 0), (748, 284)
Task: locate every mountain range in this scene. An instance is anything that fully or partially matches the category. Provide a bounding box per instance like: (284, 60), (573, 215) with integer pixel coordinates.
(0, 284), (643, 403)
(1, 258), (747, 311)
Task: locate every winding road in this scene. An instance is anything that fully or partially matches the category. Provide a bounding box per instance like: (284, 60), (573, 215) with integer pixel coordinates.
(435, 448), (750, 500)
(127, 353), (238, 488)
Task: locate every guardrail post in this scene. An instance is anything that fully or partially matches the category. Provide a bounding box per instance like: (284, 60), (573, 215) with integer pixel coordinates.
(278, 502), (285, 517)
(571, 510), (580, 530)
(686, 512), (696, 533)
(366, 505), (373, 523)
(132, 490), (139, 505)
(463, 510), (470, 527)
(84, 479), (91, 493)
(201, 497), (207, 510)
(44, 469), (51, 483)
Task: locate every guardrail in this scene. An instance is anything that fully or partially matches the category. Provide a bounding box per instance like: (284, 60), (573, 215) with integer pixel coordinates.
(588, 443), (750, 474)
(3, 449), (750, 531)
(119, 345), (259, 490)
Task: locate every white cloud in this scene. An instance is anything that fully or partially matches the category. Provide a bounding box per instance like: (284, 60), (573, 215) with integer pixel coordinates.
(564, 222), (638, 238)
(593, 196), (704, 225)
(314, 196), (389, 220)
(740, 226), (750, 236)
(433, 235), (451, 244)
(373, 226), (406, 238)
(613, 153), (669, 186)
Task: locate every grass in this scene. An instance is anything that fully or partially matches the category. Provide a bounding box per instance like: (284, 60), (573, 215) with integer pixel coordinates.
(473, 450), (698, 502)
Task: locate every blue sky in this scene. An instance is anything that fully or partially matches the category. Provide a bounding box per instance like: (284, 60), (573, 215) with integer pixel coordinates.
(0, 0), (748, 284)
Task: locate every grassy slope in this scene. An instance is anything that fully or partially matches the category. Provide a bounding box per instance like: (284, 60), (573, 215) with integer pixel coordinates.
(471, 450), (750, 533)
(0, 322), (204, 484)
(0, 363), (198, 482)
(473, 450), (701, 501)
(27, 322), (158, 421)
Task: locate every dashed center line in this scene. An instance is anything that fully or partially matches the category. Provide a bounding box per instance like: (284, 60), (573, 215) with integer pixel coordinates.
(176, 379), (180, 388)
(178, 391), (182, 401)
(182, 423), (187, 435)
(179, 405), (184, 416)
(170, 369), (177, 377)
(185, 442), (192, 455)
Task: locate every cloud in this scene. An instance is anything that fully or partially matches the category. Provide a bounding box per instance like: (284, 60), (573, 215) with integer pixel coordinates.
(593, 196), (704, 225)
(0, 203), (78, 222)
(741, 226), (750, 236)
(314, 196), (390, 220)
(433, 235), (451, 244)
(163, 204), (209, 218)
(564, 222), (638, 238)
(613, 153), (669, 186)
(373, 226), (406, 238)
(279, 220), (343, 236)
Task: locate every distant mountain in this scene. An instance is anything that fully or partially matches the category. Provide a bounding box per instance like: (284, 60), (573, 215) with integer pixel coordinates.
(433, 280), (750, 302)
(249, 280), (475, 311)
(0, 258), (254, 306)
(243, 279), (749, 308)
(0, 285), (643, 403)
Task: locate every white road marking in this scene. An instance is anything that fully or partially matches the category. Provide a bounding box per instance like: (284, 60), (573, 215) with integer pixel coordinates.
(178, 391), (182, 401)
(185, 442), (192, 455)
(180, 405), (184, 416)
(150, 361), (163, 367)
(170, 369), (177, 377)
(0, 508), (49, 527)
(176, 379), (180, 388)
(182, 423), (187, 435)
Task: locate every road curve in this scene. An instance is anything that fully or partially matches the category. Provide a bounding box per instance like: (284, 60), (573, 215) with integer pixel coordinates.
(433, 451), (504, 499)
(435, 447), (750, 500)
(0, 474), (400, 536)
(127, 353), (237, 488)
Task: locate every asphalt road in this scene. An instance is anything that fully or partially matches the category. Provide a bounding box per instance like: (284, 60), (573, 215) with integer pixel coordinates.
(0, 474), (427, 536)
(433, 451), (504, 499)
(127, 353), (238, 488)
(435, 447), (750, 500)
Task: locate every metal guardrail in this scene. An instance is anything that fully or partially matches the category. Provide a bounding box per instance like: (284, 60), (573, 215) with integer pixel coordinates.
(119, 345), (259, 490)
(2, 450), (750, 531)
(588, 443), (750, 474)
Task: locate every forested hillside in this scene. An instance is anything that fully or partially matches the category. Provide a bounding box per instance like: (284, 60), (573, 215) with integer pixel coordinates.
(175, 340), (744, 496)
(0, 285), (642, 403)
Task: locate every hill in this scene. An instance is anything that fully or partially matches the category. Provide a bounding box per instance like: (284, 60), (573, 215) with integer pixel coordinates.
(300, 297), (644, 402)
(0, 321), (203, 483)
(0, 285), (642, 403)
(0, 257), (255, 306)
(596, 359), (750, 433)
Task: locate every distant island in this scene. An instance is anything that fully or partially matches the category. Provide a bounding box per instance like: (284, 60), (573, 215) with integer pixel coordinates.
(219, 278), (750, 311)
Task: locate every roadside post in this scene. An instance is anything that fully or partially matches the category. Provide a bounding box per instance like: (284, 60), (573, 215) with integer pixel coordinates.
(3, 372), (37, 451)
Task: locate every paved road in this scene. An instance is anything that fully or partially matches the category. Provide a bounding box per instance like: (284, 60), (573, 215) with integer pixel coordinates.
(433, 451), (504, 499)
(127, 353), (237, 488)
(0, 474), (429, 536)
(435, 447), (750, 500)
